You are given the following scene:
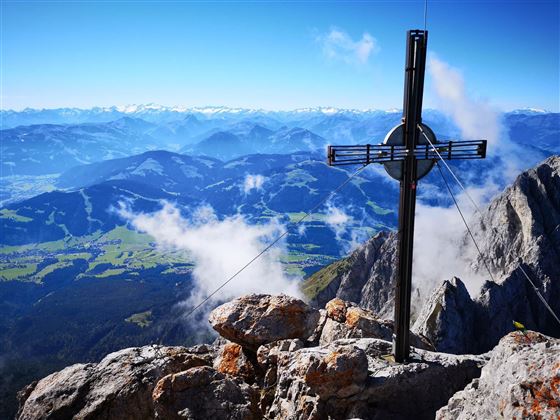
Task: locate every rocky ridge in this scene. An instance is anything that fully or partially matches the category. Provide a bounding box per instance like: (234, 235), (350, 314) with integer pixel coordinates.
(437, 330), (560, 419)
(17, 294), (483, 420)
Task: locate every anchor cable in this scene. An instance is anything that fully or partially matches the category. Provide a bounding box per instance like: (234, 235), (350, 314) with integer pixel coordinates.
(435, 162), (496, 283)
(418, 124), (483, 214)
(181, 162), (370, 321)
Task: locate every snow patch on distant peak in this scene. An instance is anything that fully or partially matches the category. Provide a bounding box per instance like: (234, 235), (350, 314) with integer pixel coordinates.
(510, 108), (550, 114)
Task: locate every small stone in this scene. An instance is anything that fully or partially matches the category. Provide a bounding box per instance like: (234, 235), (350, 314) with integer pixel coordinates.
(325, 298), (348, 322)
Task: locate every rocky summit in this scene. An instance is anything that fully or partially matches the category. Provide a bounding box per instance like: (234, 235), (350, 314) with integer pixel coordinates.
(16, 293), (559, 419)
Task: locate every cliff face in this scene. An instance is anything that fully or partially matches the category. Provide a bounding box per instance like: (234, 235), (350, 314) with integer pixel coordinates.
(303, 231), (398, 319)
(414, 156), (560, 353)
(307, 156), (560, 354)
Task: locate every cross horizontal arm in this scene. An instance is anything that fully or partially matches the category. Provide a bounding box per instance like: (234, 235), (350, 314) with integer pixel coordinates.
(327, 140), (487, 166)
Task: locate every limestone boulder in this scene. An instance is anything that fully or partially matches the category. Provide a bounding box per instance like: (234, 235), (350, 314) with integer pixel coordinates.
(437, 331), (560, 420)
(17, 345), (214, 420)
(209, 294), (320, 350)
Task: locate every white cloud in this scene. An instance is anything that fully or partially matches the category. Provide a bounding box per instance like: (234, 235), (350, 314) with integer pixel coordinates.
(429, 54), (500, 144)
(324, 202), (353, 249)
(243, 174), (266, 194)
(119, 202), (301, 325)
(412, 200), (488, 300)
(318, 27), (378, 65)
(325, 204), (351, 226)
(410, 54), (526, 302)
(428, 54), (525, 180)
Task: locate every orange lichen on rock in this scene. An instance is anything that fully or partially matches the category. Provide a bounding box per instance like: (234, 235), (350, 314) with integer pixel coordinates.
(216, 343), (243, 376)
(512, 330), (549, 345)
(303, 347), (368, 399)
(345, 307), (376, 329)
(524, 376), (560, 415)
(214, 342), (257, 383)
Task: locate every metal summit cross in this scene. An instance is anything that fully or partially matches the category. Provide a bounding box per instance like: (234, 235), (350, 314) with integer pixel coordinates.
(327, 30), (487, 362)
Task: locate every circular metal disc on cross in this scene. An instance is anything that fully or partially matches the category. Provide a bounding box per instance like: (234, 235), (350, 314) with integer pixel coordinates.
(382, 123), (437, 181)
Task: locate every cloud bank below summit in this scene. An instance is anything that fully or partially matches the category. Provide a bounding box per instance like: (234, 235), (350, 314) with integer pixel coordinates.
(119, 202), (301, 323)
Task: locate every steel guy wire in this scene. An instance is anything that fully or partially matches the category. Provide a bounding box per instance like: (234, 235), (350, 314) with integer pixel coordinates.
(427, 127), (560, 328)
(418, 124), (483, 215)
(181, 163), (370, 321)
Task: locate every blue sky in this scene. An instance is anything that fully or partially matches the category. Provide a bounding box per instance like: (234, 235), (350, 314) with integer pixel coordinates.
(2, 1), (559, 111)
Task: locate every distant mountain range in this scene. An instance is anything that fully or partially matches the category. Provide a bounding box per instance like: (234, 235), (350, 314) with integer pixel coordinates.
(2, 107), (558, 177)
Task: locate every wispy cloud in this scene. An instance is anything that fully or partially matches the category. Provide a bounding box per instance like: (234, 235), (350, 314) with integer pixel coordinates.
(317, 27), (378, 65)
(428, 53), (525, 179)
(410, 54), (525, 301)
(119, 202), (301, 326)
(243, 174), (266, 194)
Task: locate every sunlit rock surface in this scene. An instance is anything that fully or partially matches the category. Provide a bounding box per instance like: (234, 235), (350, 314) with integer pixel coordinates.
(437, 331), (560, 420)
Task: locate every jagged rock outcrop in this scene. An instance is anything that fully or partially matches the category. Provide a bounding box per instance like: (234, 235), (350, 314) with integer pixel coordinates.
(209, 294), (321, 350)
(17, 294), (485, 420)
(304, 231), (398, 318)
(414, 156), (560, 353)
(16, 345), (214, 420)
(412, 277), (477, 353)
(437, 331), (560, 419)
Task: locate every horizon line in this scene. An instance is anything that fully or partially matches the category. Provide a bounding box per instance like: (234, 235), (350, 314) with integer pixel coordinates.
(0, 103), (553, 114)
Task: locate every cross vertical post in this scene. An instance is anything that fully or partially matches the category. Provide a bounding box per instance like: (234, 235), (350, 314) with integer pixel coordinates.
(393, 29), (428, 362)
(326, 29), (487, 364)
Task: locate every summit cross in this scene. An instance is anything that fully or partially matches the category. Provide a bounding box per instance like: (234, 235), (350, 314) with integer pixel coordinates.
(327, 30), (488, 362)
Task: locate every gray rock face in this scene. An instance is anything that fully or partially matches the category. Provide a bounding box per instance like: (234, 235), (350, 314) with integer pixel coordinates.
(437, 331), (560, 420)
(208, 294), (320, 350)
(412, 277), (477, 354)
(264, 337), (483, 420)
(415, 156), (560, 354)
(17, 345), (214, 420)
(309, 231), (398, 318)
(152, 366), (261, 420)
(468, 155), (560, 349)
